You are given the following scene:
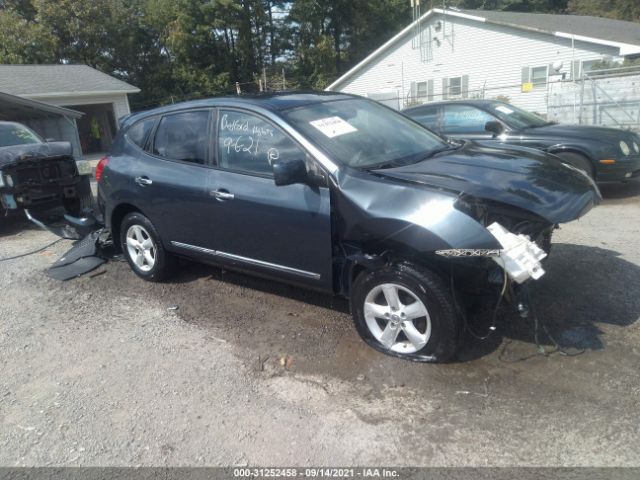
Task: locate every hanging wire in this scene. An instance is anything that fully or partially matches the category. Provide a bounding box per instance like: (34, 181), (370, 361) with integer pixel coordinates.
(0, 238), (64, 262)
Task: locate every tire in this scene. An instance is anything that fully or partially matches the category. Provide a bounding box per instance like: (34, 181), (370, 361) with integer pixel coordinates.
(555, 151), (594, 179)
(120, 212), (174, 282)
(350, 262), (461, 363)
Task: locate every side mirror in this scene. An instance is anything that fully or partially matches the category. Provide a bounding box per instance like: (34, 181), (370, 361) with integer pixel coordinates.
(273, 159), (308, 186)
(485, 121), (505, 137)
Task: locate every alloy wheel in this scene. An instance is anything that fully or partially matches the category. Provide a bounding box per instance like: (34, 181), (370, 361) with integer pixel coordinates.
(363, 283), (431, 353)
(125, 224), (156, 272)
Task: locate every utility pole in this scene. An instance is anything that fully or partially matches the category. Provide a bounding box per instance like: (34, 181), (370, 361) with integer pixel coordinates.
(263, 67), (268, 92)
(282, 68), (286, 90)
(236, 82), (241, 95)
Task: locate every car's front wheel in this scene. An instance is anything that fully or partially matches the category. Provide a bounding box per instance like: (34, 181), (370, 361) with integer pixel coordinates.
(120, 212), (174, 282)
(350, 262), (461, 362)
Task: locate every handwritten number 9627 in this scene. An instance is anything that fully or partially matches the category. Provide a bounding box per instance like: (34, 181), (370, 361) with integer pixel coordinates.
(223, 135), (260, 156)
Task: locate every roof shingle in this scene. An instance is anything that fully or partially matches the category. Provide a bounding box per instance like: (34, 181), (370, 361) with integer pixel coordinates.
(462, 9), (640, 46)
(0, 64), (139, 97)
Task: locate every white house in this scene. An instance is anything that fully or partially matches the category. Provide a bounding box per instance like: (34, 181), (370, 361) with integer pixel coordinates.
(0, 65), (139, 157)
(326, 8), (640, 115)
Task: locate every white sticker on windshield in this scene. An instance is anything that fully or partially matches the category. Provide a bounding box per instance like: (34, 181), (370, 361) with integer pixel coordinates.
(309, 116), (357, 138)
(495, 105), (514, 115)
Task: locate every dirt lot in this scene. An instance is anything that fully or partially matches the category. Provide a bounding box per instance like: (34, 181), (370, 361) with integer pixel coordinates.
(1, 181), (639, 467)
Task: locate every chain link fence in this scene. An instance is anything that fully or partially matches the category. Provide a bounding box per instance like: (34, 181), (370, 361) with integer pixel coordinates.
(364, 65), (640, 132)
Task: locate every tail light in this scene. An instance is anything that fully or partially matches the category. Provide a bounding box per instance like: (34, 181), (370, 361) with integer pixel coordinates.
(95, 157), (109, 182)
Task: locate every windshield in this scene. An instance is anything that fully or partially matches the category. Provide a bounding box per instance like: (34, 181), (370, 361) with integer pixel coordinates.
(484, 102), (549, 129)
(283, 98), (448, 169)
(0, 123), (42, 147)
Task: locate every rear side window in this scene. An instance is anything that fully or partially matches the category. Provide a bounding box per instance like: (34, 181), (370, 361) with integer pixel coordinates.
(152, 110), (210, 164)
(126, 117), (155, 149)
(408, 106), (440, 131)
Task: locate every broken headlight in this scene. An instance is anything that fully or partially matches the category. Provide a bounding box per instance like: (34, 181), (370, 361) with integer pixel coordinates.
(486, 222), (547, 283)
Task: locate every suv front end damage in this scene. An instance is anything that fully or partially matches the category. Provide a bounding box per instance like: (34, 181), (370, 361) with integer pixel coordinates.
(332, 143), (601, 319)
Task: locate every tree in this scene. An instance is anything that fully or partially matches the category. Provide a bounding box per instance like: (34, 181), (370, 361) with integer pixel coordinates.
(4, 0), (636, 109)
(567, 0), (640, 23)
(0, 7), (57, 63)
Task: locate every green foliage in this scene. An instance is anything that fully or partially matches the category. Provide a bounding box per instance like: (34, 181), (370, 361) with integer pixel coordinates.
(567, 0), (640, 23)
(0, 8), (57, 63)
(450, 0), (568, 12)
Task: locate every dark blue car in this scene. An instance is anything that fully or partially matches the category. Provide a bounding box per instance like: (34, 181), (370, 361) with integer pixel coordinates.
(403, 99), (640, 182)
(96, 92), (600, 362)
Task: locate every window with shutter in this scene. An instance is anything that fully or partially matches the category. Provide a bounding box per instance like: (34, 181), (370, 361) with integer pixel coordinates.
(417, 81), (428, 100)
(449, 77), (462, 97)
(461, 75), (469, 99)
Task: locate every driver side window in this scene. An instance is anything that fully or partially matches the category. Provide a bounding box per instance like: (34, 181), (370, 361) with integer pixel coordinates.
(217, 110), (305, 176)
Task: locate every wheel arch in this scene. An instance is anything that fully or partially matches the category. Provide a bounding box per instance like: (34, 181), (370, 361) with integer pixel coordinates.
(546, 146), (596, 176)
(110, 203), (143, 252)
(336, 242), (447, 297)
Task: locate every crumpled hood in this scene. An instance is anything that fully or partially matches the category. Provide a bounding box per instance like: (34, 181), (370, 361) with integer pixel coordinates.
(374, 142), (601, 224)
(0, 141), (73, 168)
(526, 124), (638, 144)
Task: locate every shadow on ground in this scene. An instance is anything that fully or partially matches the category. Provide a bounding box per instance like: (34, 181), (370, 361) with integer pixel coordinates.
(151, 241), (640, 365)
(0, 215), (38, 237)
(171, 258), (350, 313)
(599, 178), (640, 204)
(457, 243), (640, 361)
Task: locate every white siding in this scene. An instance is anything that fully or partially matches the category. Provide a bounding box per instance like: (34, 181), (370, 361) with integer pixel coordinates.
(330, 14), (621, 114)
(22, 93), (132, 124)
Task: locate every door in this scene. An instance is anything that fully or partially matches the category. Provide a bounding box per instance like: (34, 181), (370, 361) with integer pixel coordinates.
(205, 108), (333, 290)
(130, 109), (216, 249)
(441, 104), (499, 142)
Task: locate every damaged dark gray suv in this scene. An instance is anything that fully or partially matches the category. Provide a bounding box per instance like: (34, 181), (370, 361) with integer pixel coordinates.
(97, 92), (600, 362)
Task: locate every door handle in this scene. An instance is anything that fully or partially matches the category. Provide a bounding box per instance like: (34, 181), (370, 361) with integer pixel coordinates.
(135, 176), (153, 186)
(211, 189), (234, 201)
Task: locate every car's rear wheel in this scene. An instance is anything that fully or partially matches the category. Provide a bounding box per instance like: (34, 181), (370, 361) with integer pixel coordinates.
(120, 212), (174, 282)
(555, 151), (594, 179)
(350, 262), (461, 363)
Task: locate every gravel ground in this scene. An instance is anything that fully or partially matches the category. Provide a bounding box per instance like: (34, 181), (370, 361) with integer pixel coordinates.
(0, 181), (639, 467)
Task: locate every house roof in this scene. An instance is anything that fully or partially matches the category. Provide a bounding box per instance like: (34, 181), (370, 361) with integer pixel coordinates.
(326, 8), (640, 91)
(461, 9), (640, 48)
(0, 64), (140, 98)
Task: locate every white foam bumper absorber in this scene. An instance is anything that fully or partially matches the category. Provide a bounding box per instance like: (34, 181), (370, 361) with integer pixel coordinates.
(486, 222), (547, 283)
